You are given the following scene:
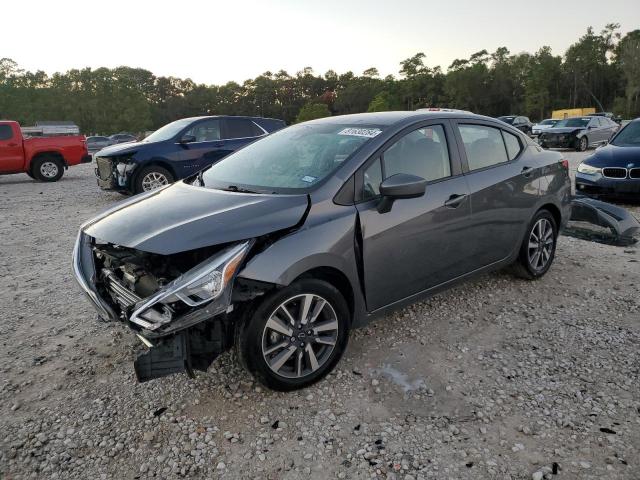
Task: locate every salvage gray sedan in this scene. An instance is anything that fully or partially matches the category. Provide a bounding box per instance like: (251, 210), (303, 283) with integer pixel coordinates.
(73, 111), (571, 390)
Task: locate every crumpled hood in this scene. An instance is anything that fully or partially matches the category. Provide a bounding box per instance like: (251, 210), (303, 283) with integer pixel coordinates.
(83, 182), (309, 254)
(96, 140), (147, 157)
(583, 144), (640, 168)
(542, 127), (584, 135)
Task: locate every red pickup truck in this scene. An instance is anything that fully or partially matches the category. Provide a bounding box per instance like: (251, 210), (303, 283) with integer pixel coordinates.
(0, 120), (91, 182)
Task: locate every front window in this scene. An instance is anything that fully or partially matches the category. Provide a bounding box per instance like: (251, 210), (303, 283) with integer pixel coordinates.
(143, 118), (194, 143)
(540, 119), (557, 126)
(555, 118), (590, 128)
(611, 122), (640, 146)
(201, 123), (383, 192)
(184, 119), (221, 142)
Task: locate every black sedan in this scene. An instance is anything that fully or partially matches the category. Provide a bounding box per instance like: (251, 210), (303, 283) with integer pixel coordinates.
(539, 116), (618, 151)
(497, 116), (533, 135)
(74, 111), (571, 390)
(575, 118), (640, 200)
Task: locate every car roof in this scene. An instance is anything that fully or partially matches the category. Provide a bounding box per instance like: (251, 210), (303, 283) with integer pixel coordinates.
(179, 115), (284, 122)
(305, 111), (490, 127)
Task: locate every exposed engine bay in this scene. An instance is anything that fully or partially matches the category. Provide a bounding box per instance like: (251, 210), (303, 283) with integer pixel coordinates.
(89, 241), (249, 382)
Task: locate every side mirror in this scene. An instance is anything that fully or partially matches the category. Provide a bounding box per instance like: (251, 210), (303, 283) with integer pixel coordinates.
(180, 134), (196, 144)
(377, 173), (427, 213)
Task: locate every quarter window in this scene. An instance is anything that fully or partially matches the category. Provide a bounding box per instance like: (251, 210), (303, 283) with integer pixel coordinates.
(383, 125), (451, 182)
(502, 131), (522, 160)
(459, 124), (509, 171)
(362, 158), (383, 201)
(184, 119), (221, 142)
(0, 125), (13, 140)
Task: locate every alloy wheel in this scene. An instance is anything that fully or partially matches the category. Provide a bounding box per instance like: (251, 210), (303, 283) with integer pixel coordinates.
(579, 137), (588, 151)
(40, 161), (59, 178)
(527, 218), (554, 271)
(261, 294), (339, 379)
(141, 172), (169, 191)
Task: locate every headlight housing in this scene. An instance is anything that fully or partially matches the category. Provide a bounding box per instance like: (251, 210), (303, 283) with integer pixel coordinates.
(577, 163), (602, 175)
(130, 241), (250, 331)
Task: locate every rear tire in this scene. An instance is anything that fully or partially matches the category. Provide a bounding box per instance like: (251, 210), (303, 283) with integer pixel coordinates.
(512, 210), (558, 280)
(236, 278), (350, 391)
(134, 166), (174, 194)
(32, 156), (64, 182)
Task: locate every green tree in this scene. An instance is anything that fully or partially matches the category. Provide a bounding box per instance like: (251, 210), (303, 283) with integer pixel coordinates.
(295, 102), (331, 123)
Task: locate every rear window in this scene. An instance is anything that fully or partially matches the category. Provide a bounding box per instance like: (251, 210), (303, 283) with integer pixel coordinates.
(0, 125), (13, 140)
(225, 118), (264, 139)
(458, 124), (509, 170)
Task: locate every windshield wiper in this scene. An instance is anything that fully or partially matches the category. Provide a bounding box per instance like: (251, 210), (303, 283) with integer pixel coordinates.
(223, 185), (259, 194)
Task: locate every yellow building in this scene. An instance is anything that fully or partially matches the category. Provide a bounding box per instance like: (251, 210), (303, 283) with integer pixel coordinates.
(551, 108), (596, 119)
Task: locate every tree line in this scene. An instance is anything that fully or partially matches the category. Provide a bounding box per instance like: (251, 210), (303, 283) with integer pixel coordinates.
(1, 24), (638, 135)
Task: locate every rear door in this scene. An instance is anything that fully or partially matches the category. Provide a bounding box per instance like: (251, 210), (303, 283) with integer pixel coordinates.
(221, 118), (267, 152)
(0, 123), (24, 171)
(355, 120), (473, 311)
(452, 120), (540, 269)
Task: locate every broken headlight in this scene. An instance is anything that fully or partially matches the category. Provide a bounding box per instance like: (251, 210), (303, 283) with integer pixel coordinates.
(577, 163), (602, 175)
(130, 241), (250, 331)
(115, 160), (136, 186)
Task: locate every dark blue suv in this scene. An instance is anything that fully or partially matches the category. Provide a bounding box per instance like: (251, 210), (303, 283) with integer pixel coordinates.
(94, 116), (286, 194)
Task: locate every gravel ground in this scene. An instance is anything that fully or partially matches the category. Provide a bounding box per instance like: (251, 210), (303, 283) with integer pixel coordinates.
(1, 150), (639, 480)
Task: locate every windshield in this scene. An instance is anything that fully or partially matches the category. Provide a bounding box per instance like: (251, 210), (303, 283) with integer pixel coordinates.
(540, 119), (557, 126)
(200, 123), (383, 192)
(143, 118), (193, 143)
(611, 122), (640, 146)
(498, 116), (515, 124)
(555, 118), (589, 128)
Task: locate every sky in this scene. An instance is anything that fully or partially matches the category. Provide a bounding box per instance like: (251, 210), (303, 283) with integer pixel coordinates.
(4, 0), (640, 85)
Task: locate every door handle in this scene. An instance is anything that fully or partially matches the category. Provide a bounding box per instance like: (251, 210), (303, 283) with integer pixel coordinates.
(444, 193), (467, 208)
(7, 142), (18, 147)
(521, 166), (533, 177)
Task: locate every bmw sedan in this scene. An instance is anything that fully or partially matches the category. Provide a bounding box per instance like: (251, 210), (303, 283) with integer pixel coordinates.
(575, 118), (640, 199)
(73, 111), (571, 390)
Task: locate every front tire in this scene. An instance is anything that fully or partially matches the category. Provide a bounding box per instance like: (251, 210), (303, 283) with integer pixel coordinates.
(32, 156), (64, 182)
(512, 210), (558, 280)
(134, 166), (174, 194)
(236, 278), (350, 391)
(576, 136), (588, 152)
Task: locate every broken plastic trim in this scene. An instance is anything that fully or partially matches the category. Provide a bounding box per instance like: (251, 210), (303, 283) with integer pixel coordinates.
(134, 319), (227, 382)
(565, 196), (640, 246)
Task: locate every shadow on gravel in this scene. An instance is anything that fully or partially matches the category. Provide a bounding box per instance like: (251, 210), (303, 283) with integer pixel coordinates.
(563, 196), (640, 246)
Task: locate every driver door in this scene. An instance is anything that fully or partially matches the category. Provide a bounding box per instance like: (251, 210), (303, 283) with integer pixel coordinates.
(175, 118), (227, 175)
(355, 121), (474, 311)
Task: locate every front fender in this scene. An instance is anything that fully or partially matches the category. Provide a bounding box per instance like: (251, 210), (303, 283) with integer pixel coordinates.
(238, 204), (368, 325)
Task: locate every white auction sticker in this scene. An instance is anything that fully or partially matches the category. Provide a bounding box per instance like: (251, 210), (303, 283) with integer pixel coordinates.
(338, 127), (382, 138)
(301, 175), (317, 183)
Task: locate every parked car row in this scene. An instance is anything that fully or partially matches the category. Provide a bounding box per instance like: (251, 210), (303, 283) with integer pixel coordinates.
(86, 133), (138, 153)
(73, 110), (572, 389)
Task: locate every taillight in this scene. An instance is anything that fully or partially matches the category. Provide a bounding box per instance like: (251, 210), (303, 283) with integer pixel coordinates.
(561, 159), (569, 170)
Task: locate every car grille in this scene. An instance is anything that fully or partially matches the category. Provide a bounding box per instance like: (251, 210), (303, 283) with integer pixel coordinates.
(630, 168), (640, 179)
(95, 157), (114, 181)
(602, 167), (627, 179)
(102, 268), (141, 311)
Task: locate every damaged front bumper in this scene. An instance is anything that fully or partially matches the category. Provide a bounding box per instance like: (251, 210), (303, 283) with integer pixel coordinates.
(567, 196), (640, 246)
(94, 156), (136, 191)
(72, 231), (251, 381)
